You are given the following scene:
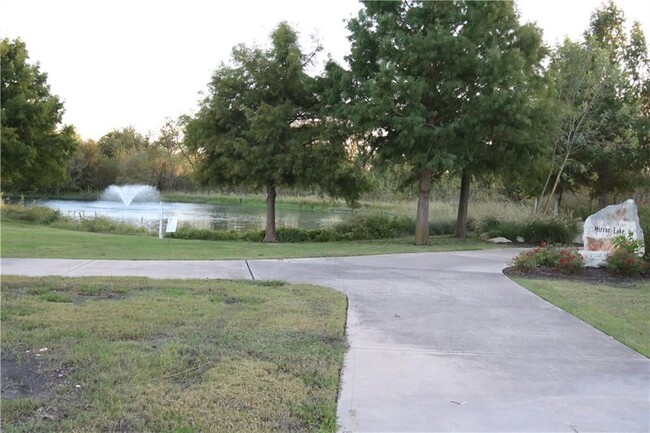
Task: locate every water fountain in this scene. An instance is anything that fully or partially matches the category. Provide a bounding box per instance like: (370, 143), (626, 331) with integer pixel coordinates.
(101, 184), (160, 206)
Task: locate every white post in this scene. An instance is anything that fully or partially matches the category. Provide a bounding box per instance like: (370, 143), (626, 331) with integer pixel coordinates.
(158, 202), (163, 239)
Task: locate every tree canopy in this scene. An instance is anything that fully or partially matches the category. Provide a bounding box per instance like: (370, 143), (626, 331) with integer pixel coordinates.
(1, 38), (77, 191)
(340, 1), (548, 243)
(580, 1), (649, 208)
(65, 125), (193, 192)
(185, 22), (365, 242)
(539, 1), (649, 212)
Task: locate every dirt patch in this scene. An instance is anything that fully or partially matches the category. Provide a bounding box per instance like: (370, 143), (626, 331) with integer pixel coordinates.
(148, 334), (172, 349)
(1, 352), (75, 401)
(1, 355), (50, 400)
(71, 291), (125, 304)
(504, 265), (649, 287)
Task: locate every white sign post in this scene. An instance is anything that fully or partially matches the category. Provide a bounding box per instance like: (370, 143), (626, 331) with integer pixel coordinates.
(158, 202), (163, 240)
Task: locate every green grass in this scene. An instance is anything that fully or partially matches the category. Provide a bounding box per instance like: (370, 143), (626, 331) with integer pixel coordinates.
(513, 277), (650, 357)
(1, 219), (503, 260)
(0, 276), (347, 432)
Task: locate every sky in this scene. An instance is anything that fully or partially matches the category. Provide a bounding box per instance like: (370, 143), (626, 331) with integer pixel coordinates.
(1, 0), (649, 142)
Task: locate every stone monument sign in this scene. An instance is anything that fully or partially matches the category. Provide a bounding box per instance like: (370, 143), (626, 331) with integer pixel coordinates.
(581, 199), (645, 267)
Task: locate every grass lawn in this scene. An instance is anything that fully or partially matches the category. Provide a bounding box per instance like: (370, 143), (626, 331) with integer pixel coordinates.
(0, 276), (347, 432)
(1, 219), (502, 260)
(512, 277), (650, 357)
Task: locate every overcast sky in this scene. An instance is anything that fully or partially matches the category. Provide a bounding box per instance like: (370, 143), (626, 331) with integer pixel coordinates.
(1, 0), (648, 141)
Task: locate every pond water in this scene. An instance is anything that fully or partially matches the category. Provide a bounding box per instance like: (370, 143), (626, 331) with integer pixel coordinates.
(39, 199), (350, 232)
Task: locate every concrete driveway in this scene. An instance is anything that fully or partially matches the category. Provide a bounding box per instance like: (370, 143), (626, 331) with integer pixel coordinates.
(2, 250), (648, 432)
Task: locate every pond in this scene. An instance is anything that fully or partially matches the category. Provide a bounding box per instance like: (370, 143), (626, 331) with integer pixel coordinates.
(39, 199), (351, 232)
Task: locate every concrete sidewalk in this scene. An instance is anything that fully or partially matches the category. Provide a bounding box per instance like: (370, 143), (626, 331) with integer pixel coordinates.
(2, 251), (649, 432)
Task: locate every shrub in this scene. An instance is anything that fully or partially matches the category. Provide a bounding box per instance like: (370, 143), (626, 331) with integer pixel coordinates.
(1, 204), (61, 225)
(523, 219), (579, 244)
(532, 246), (563, 266)
(511, 249), (539, 271)
(313, 229), (338, 242)
(276, 227), (312, 243)
(72, 217), (148, 235)
(241, 230), (265, 242)
(481, 217), (579, 245)
(171, 226), (243, 241)
(333, 214), (410, 240)
(428, 220), (457, 235)
(611, 231), (644, 256)
(605, 249), (648, 276)
(511, 246), (584, 274)
(555, 249), (584, 274)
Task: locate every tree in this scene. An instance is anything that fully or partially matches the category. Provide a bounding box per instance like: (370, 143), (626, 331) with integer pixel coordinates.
(185, 23), (365, 242)
(66, 139), (101, 191)
(151, 118), (198, 191)
(155, 117), (196, 173)
(447, 2), (549, 237)
(537, 39), (614, 215)
(342, 1), (547, 243)
(576, 1), (647, 208)
(1, 38), (77, 191)
(97, 126), (149, 158)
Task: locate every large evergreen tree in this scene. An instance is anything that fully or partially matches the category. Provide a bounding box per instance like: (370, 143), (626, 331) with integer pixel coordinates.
(1, 38), (77, 191)
(341, 1), (547, 243)
(185, 23), (364, 242)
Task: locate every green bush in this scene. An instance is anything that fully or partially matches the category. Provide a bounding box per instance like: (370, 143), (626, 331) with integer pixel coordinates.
(241, 230), (265, 242)
(523, 219), (579, 244)
(510, 249), (539, 271)
(481, 217), (579, 245)
(611, 232), (645, 256)
(532, 246), (563, 266)
(429, 220), (457, 235)
(276, 227), (313, 242)
(1, 204), (61, 224)
(332, 214), (412, 240)
(313, 229), (339, 242)
(74, 217), (148, 235)
(171, 226), (243, 241)
(605, 249), (648, 276)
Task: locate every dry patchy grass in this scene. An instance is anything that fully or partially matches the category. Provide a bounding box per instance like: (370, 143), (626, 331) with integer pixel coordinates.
(1, 277), (347, 432)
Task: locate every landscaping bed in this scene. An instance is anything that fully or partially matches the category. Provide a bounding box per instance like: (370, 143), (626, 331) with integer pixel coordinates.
(504, 265), (650, 286)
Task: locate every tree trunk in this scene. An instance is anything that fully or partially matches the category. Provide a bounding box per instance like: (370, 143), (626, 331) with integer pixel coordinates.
(553, 185), (563, 217)
(598, 191), (608, 210)
(414, 169), (432, 245)
(263, 184), (277, 242)
(540, 148), (570, 216)
(455, 169), (471, 238)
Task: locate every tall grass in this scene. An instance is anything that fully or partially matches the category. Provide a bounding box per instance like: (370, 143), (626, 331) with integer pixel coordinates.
(0, 203), (151, 236)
